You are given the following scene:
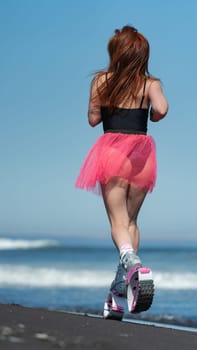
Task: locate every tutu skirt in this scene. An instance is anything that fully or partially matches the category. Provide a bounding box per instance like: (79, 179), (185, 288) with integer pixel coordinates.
(75, 133), (157, 194)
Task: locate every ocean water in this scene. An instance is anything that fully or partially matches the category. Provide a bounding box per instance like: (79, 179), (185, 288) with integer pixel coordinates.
(0, 235), (197, 328)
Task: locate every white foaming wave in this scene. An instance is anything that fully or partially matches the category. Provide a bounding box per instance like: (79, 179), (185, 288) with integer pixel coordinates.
(154, 272), (197, 290)
(0, 238), (59, 250)
(0, 266), (196, 289)
(0, 266), (112, 287)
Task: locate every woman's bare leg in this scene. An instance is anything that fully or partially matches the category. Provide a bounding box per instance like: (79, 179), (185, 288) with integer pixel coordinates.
(102, 179), (153, 314)
(101, 178), (147, 252)
(126, 186), (147, 252)
(101, 178), (131, 251)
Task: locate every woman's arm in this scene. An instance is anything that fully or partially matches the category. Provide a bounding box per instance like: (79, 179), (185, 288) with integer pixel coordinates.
(148, 80), (168, 122)
(88, 77), (102, 127)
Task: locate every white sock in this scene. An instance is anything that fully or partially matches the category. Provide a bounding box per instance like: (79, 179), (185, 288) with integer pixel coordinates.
(120, 243), (134, 260)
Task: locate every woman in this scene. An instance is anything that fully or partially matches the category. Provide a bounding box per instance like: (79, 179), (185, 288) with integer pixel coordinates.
(75, 25), (168, 316)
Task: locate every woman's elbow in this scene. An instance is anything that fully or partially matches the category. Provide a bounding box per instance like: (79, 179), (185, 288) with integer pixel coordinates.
(88, 113), (102, 127)
(159, 103), (169, 116)
(88, 119), (97, 127)
(150, 113), (165, 122)
(88, 104), (102, 126)
(150, 104), (168, 122)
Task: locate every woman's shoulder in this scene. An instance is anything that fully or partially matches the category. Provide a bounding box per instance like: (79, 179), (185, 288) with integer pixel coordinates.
(146, 76), (160, 86)
(93, 71), (108, 82)
(146, 77), (161, 94)
(147, 76), (161, 87)
(91, 71), (109, 89)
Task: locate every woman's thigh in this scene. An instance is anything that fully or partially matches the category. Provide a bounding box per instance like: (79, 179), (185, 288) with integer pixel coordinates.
(126, 186), (147, 222)
(101, 178), (129, 225)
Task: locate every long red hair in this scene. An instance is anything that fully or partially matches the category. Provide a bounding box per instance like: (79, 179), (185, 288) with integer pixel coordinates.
(95, 25), (156, 107)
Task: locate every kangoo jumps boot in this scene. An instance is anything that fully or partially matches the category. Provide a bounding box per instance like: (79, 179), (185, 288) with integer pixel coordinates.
(103, 263), (127, 321)
(121, 251), (154, 314)
(103, 252), (154, 321)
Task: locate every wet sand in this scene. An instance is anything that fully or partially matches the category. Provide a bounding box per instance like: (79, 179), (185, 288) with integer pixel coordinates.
(0, 304), (196, 349)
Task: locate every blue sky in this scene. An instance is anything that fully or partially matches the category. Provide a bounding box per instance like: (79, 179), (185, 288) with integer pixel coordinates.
(0, 0), (197, 241)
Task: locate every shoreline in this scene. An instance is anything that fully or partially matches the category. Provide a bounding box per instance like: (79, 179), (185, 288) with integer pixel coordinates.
(65, 310), (197, 333)
(57, 306), (197, 329)
(0, 304), (196, 349)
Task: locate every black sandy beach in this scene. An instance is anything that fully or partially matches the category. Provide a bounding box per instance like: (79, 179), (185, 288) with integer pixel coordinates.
(0, 304), (196, 350)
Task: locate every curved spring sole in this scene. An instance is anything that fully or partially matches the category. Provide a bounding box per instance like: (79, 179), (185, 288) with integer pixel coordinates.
(127, 267), (154, 313)
(103, 292), (126, 321)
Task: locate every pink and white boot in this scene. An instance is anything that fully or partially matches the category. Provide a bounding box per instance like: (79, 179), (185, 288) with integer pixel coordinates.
(121, 251), (154, 314)
(103, 252), (154, 320)
(103, 263), (127, 321)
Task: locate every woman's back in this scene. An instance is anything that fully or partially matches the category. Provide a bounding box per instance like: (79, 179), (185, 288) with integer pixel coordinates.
(95, 72), (151, 110)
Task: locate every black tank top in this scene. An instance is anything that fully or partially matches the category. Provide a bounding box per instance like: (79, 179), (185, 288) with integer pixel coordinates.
(101, 79), (148, 135)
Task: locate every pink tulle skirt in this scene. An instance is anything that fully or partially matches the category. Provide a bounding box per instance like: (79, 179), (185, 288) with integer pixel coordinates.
(75, 133), (157, 194)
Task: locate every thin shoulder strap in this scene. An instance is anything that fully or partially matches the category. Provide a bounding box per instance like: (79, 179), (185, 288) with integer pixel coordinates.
(139, 78), (147, 108)
(105, 72), (109, 87)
